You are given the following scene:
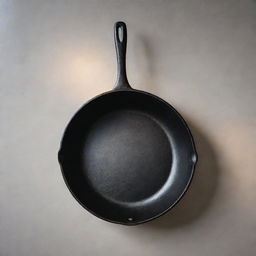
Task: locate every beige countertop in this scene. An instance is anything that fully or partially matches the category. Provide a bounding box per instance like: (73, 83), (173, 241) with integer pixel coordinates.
(1, 0), (256, 255)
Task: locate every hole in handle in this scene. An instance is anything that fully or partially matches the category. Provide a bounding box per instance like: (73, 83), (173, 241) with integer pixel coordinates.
(118, 26), (123, 42)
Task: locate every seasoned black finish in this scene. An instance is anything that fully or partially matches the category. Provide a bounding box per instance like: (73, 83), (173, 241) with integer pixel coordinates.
(58, 21), (197, 225)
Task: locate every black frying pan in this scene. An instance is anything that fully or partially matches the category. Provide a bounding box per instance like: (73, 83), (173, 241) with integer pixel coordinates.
(58, 21), (197, 225)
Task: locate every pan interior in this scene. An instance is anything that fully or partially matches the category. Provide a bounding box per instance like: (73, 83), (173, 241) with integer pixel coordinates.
(59, 90), (196, 224)
(82, 109), (172, 203)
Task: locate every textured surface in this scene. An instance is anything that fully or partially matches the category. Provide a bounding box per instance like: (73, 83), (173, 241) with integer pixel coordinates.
(83, 109), (172, 203)
(1, 0), (256, 255)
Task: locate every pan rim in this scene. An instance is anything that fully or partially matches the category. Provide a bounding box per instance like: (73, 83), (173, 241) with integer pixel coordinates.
(58, 88), (198, 226)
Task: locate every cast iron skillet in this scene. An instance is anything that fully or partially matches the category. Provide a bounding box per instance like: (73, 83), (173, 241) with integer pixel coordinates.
(58, 21), (197, 225)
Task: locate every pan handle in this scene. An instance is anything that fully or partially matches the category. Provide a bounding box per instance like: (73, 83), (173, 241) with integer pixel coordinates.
(114, 21), (132, 89)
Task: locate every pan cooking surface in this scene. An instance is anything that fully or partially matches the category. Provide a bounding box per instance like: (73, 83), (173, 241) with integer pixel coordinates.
(83, 109), (172, 203)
